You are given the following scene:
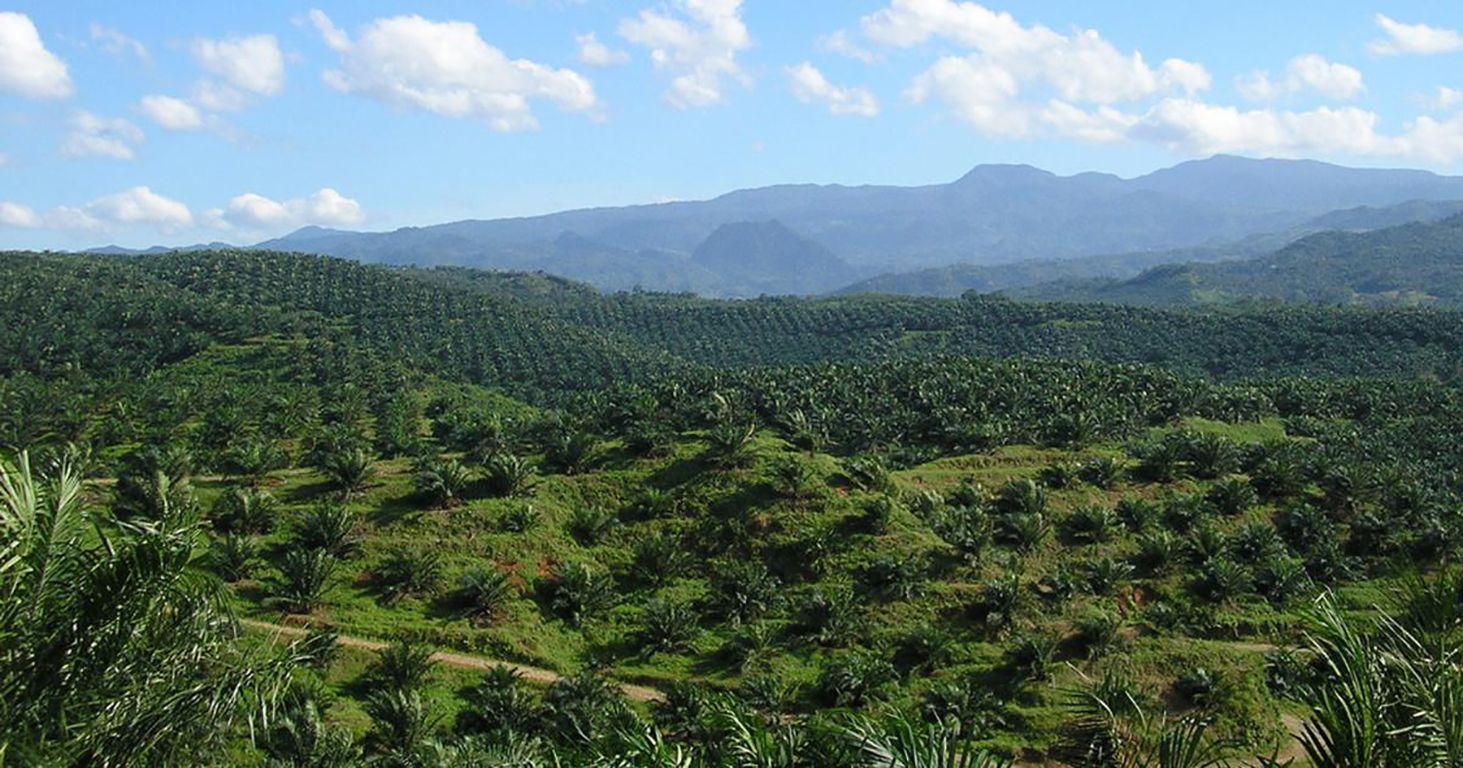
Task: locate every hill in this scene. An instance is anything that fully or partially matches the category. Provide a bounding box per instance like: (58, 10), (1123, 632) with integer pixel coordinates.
(8, 246), (1463, 764)
(1016, 213), (1463, 307)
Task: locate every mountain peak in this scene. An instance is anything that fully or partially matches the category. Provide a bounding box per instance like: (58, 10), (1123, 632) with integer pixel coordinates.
(691, 220), (856, 296)
(954, 163), (1056, 186)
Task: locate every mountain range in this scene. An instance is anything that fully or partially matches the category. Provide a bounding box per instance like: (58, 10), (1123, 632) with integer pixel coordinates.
(88, 155), (1463, 299)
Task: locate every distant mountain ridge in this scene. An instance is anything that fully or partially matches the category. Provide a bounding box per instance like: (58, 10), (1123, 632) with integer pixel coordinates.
(1013, 213), (1463, 307)
(88, 155), (1463, 298)
(836, 199), (1463, 298)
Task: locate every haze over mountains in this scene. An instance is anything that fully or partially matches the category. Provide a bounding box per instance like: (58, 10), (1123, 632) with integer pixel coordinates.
(89, 155), (1463, 299)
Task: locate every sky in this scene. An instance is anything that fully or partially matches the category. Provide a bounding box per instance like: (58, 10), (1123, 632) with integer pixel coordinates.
(1, 0), (1462, 249)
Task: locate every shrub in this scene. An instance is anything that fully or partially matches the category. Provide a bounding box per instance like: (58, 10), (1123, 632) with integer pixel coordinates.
(294, 503), (363, 558)
(454, 565), (514, 624)
(794, 583), (863, 647)
(1064, 505), (1121, 544)
(413, 458), (473, 508)
(1083, 556), (1134, 596)
(862, 554), (926, 601)
(630, 531), (688, 587)
(273, 547), (336, 614)
(972, 573), (1024, 631)
(500, 504), (540, 533)
(1038, 462), (1080, 489)
(319, 447), (375, 496)
(457, 666), (537, 737)
(211, 487), (277, 535)
(1080, 457), (1126, 489)
(710, 560), (780, 626)
(545, 430), (598, 475)
(482, 453), (537, 498)
(212, 533), (258, 582)
(1074, 611), (1123, 658)
(547, 562), (614, 627)
(639, 598), (700, 655)
(1207, 476), (1257, 516)
(375, 549), (444, 603)
(818, 651), (895, 708)
(370, 640), (435, 692)
(567, 506), (617, 546)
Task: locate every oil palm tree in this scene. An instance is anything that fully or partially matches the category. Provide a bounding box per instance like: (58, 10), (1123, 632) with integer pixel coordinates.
(0, 451), (290, 766)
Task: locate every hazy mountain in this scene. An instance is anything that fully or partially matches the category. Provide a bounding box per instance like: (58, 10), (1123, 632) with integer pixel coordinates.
(691, 220), (859, 296)
(1015, 214), (1463, 307)
(86, 241), (236, 255)
(835, 199), (1463, 298)
(98, 155), (1463, 298)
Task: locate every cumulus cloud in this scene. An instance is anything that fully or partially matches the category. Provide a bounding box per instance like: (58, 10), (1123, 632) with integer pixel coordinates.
(192, 34), (285, 95)
(1370, 15), (1463, 56)
(213, 188), (365, 232)
(88, 186), (193, 228)
(90, 23), (148, 62)
(618, 0), (751, 108)
(0, 12), (73, 99)
(576, 32), (629, 67)
(1237, 54), (1365, 101)
(859, 0), (1209, 139)
(310, 9), (597, 131)
(139, 95), (205, 130)
(1, 186), (192, 232)
(60, 111), (144, 160)
(0, 201), (39, 228)
(786, 62), (879, 117)
(845, 0), (1463, 164)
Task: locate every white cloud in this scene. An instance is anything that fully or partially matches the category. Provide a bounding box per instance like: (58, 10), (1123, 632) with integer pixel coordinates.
(1237, 54), (1364, 101)
(0, 152), (8, 167)
(87, 186), (193, 228)
(905, 55), (1030, 137)
(1129, 101), (1395, 157)
(0, 201), (39, 228)
(192, 34), (285, 95)
(1404, 113), (1463, 163)
(191, 80), (249, 113)
(4, 187), (192, 231)
(90, 23), (148, 62)
(786, 62), (879, 117)
(865, 0), (1208, 104)
(864, 0), (1209, 140)
(1433, 87), (1463, 111)
(576, 32), (629, 67)
(139, 95), (205, 130)
(310, 9), (597, 131)
(817, 29), (877, 63)
(0, 12), (72, 99)
(1370, 15), (1463, 56)
(60, 111), (144, 160)
(216, 188), (365, 232)
(618, 0), (751, 108)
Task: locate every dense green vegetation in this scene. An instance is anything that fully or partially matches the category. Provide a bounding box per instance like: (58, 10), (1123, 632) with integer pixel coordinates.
(1017, 215), (1463, 308)
(4, 248), (1463, 766)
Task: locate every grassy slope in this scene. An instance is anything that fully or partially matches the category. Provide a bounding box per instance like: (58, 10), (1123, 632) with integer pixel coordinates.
(202, 415), (1374, 758)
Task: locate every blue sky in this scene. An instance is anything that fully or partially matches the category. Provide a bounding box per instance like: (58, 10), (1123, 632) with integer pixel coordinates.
(1, 0), (1462, 249)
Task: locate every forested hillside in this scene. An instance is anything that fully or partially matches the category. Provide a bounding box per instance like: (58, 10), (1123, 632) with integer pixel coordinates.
(1017, 214), (1463, 308)
(5, 248), (1463, 766)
